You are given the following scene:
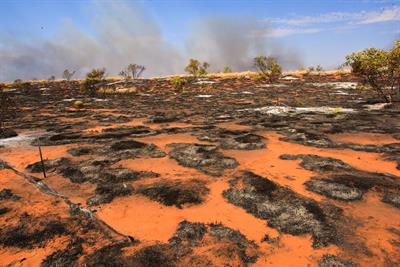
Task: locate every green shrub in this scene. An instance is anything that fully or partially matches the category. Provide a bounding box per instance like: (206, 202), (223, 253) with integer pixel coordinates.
(222, 66), (232, 73)
(345, 40), (400, 102)
(86, 68), (106, 80)
(254, 56), (282, 83)
(170, 77), (188, 92)
(81, 68), (106, 96)
(184, 59), (210, 77)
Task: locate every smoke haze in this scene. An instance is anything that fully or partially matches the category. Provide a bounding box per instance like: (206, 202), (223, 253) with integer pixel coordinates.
(0, 1), (302, 81)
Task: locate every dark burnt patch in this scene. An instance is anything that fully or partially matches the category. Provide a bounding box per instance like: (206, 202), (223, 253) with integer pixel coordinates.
(83, 243), (130, 267)
(0, 128), (18, 139)
(58, 165), (88, 183)
(221, 133), (266, 150)
(167, 143), (238, 176)
(92, 126), (156, 140)
(0, 159), (10, 169)
(169, 221), (207, 246)
(0, 188), (21, 201)
(280, 130), (336, 148)
(382, 192), (400, 209)
(281, 154), (400, 201)
(26, 157), (70, 173)
(90, 113), (131, 123)
(0, 214), (68, 249)
(99, 139), (166, 160)
(168, 220), (259, 265)
(85, 243), (176, 267)
(87, 182), (134, 206)
(148, 112), (181, 123)
(195, 128), (265, 150)
(31, 125), (157, 146)
(280, 154), (353, 173)
(128, 244), (176, 267)
(319, 254), (356, 267)
(84, 220), (259, 266)
(110, 140), (147, 151)
(195, 128), (244, 142)
(329, 174), (399, 192)
(137, 179), (209, 208)
(67, 146), (93, 156)
(40, 237), (84, 267)
(32, 132), (83, 146)
(42, 155), (159, 187)
(223, 171), (343, 248)
(0, 207), (11, 215)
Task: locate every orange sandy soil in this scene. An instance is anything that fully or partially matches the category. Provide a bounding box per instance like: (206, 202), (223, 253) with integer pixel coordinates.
(1, 118), (399, 266)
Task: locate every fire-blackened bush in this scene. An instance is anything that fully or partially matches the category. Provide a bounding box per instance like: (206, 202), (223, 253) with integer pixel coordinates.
(62, 69), (76, 81)
(185, 59), (210, 77)
(128, 64), (145, 79)
(254, 56), (282, 83)
(119, 64), (146, 80)
(345, 39), (400, 103)
(0, 216), (67, 249)
(81, 68), (106, 96)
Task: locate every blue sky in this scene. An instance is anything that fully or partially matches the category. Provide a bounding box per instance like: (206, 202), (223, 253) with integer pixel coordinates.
(0, 0), (399, 80)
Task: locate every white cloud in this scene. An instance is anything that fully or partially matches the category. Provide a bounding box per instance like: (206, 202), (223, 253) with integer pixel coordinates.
(271, 12), (361, 25)
(358, 6), (400, 24)
(267, 27), (322, 37)
(269, 6), (400, 26)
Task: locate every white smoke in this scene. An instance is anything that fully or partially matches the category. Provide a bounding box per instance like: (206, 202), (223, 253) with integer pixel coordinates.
(0, 1), (302, 81)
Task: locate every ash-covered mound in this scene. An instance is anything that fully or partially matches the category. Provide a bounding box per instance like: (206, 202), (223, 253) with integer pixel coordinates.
(168, 143), (238, 176)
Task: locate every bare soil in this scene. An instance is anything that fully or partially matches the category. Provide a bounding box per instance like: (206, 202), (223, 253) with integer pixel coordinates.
(1, 74), (399, 266)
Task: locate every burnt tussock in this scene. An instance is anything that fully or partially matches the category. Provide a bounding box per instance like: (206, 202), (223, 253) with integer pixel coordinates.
(223, 171), (344, 248)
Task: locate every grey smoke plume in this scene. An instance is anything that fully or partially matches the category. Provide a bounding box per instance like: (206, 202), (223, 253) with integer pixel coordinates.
(0, 2), (184, 81)
(0, 1), (302, 81)
(186, 16), (303, 72)
(186, 17), (268, 72)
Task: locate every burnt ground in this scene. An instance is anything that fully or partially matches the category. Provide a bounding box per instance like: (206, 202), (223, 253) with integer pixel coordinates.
(0, 74), (400, 266)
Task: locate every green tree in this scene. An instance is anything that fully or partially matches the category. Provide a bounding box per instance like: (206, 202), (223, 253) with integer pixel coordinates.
(222, 66), (232, 73)
(81, 68), (106, 96)
(345, 40), (400, 102)
(254, 56), (282, 83)
(184, 59), (210, 77)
